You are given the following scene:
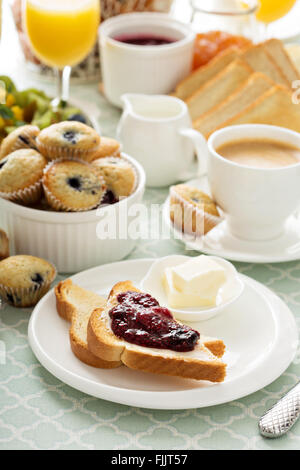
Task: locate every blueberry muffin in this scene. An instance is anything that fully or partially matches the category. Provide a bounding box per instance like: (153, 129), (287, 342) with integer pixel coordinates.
(170, 184), (221, 236)
(0, 125), (40, 160)
(0, 255), (56, 308)
(87, 137), (121, 162)
(36, 121), (101, 161)
(0, 149), (47, 204)
(42, 159), (106, 212)
(0, 229), (9, 261)
(92, 156), (136, 201)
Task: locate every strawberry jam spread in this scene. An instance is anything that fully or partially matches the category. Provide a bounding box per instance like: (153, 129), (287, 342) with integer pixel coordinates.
(109, 291), (200, 352)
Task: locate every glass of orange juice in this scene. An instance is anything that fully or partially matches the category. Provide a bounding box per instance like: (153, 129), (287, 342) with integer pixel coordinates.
(256, 0), (298, 38)
(23, 0), (100, 107)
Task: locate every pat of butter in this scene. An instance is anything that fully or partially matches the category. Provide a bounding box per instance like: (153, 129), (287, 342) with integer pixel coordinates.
(163, 268), (216, 308)
(163, 256), (227, 309)
(172, 256), (226, 295)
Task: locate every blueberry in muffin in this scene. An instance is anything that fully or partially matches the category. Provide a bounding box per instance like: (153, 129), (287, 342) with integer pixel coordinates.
(0, 125), (40, 160)
(0, 148), (47, 204)
(0, 255), (56, 308)
(36, 121), (101, 161)
(42, 159), (107, 212)
(92, 156), (136, 201)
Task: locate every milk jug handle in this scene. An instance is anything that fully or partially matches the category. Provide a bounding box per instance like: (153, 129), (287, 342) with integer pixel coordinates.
(179, 128), (209, 176)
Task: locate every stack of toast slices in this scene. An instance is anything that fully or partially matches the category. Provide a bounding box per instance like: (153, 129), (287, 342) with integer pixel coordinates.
(55, 279), (227, 383)
(173, 39), (300, 138)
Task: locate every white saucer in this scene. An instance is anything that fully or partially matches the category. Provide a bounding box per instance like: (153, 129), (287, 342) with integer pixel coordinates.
(28, 258), (298, 410)
(163, 176), (300, 264)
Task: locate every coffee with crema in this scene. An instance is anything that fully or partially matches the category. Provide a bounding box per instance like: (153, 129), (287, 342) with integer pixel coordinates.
(216, 139), (300, 169)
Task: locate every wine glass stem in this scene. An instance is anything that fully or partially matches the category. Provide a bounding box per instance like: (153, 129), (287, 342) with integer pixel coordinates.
(262, 22), (269, 41)
(52, 66), (71, 109)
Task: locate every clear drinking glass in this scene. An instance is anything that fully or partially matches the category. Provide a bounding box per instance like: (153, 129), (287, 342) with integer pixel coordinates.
(190, 0), (259, 39)
(23, 0), (100, 108)
(256, 0), (297, 40)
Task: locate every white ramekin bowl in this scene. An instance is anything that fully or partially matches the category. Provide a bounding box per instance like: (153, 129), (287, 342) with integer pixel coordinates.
(0, 153), (145, 274)
(98, 13), (196, 107)
(141, 255), (244, 322)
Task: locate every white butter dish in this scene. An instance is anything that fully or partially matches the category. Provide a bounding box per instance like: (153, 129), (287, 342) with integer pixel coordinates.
(141, 255), (244, 322)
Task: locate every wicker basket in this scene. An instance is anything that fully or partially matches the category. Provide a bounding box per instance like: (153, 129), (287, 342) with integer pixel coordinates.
(11, 0), (173, 82)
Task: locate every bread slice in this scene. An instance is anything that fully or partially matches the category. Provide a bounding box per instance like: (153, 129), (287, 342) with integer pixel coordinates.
(194, 72), (274, 137)
(222, 85), (300, 132)
(173, 48), (239, 101)
(87, 281), (226, 382)
(240, 43), (288, 86)
(263, 39), (300, 85)
(286, 44), (300, 74)
(201, 336), (225, 358)
(186, 59), (252, 121)
(186, 59), (253, 121)
(55, 279), (121, 368)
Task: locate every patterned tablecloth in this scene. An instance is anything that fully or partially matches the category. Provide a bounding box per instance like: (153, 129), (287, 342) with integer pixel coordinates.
(1, 2), (300, 451)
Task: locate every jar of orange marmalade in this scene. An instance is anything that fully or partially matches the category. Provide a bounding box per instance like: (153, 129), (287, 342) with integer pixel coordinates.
(190, 0), (258, 70)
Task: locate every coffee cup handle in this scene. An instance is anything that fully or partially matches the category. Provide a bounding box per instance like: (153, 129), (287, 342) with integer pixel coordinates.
(179, 128), (209, 176)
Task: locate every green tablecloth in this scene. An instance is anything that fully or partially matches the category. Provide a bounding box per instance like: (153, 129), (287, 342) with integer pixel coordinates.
(1, 3), (300, 451)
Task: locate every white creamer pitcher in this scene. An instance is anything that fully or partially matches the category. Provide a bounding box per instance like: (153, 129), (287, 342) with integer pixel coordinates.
(116, 94), (207, 187)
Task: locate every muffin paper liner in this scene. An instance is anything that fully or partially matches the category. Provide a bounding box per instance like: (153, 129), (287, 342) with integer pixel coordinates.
(0, 179), (43, 205)
(0, 266), (57, 308)
(36, 139), (100, 162)
(42, 159), (107, 212)
(169, 186), (223, 237)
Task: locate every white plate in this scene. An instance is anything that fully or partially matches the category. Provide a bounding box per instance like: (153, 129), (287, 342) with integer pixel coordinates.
(28, 258), (298, 410)
(163, 176), (300, 264)
(141, 255), (244, 322)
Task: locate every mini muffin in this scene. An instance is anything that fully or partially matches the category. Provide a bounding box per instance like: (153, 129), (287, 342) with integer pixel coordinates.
(92, 156), (136, 201)
(36, 121), (101, 161)
(170, 184), (221, 236)
(0, 149), (47, 204)
(42, 159), (106, 212)
(0, 255), (56, 308)
(87, 137), (121, 162)
(0, 229), (9, 261)
(0, 125), (40, 160)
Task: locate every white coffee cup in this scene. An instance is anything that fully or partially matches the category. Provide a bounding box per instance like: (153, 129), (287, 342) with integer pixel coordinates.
(117, 93), (207, 187)
(206, 125), (300, 241)
(98, 13), (195, 108)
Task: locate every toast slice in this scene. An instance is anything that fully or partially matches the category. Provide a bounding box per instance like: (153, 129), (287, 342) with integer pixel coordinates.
(240, 43), (288, 86)
(263, 39), (300, 85)
(186, 59), (253, 121)
(173, 48), (239, 101)
(87, 281), (227, 382)
(55, 279), (121, 368)
(222, 85), (300, 133)
(194, 72), (274, 137)
(286, 44), (300, 74)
